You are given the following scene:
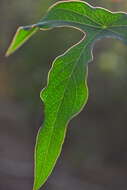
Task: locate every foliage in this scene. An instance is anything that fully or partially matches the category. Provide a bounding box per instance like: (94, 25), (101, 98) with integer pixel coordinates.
(6, 1), (127, 190)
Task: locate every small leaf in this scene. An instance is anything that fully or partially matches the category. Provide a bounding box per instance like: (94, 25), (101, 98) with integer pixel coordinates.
(6, 27), (38, 56)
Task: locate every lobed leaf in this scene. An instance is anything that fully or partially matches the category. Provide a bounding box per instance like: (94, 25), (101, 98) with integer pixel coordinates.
(6, 1), (127, 56)
(6, 1), (127, 190)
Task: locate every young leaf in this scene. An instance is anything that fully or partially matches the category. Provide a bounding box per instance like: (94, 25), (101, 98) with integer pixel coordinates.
(6, 27), (38, 56)
(6, 1), (127, 190)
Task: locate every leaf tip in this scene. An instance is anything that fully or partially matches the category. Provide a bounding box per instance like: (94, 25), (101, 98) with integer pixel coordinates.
(5, 51), (10, 57)
(5, 47), (14, 57)
(5, 26), (39, 57)
(32, 182), (39, 190)
(5, 27), (23, 57)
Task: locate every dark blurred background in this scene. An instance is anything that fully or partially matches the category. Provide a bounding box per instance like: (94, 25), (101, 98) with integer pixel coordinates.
(1, 0), (127, 189)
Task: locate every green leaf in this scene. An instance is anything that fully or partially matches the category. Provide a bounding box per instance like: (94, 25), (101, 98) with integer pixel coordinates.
(6, 27), (38, 56)
(34, 32), (99, 190)
(6, 1), (127, 190)
(6, 0), (127, 56)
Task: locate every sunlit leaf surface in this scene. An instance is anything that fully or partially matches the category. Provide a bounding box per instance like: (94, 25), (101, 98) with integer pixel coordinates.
(6, 1), (127, 190)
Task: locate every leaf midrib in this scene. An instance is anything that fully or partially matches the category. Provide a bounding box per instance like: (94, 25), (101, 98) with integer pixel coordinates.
(107, 27), (126, 40)
(37, 19), (102, 30)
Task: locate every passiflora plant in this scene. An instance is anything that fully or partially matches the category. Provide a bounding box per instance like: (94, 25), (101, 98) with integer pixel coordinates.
(6, 1), (127, 189)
